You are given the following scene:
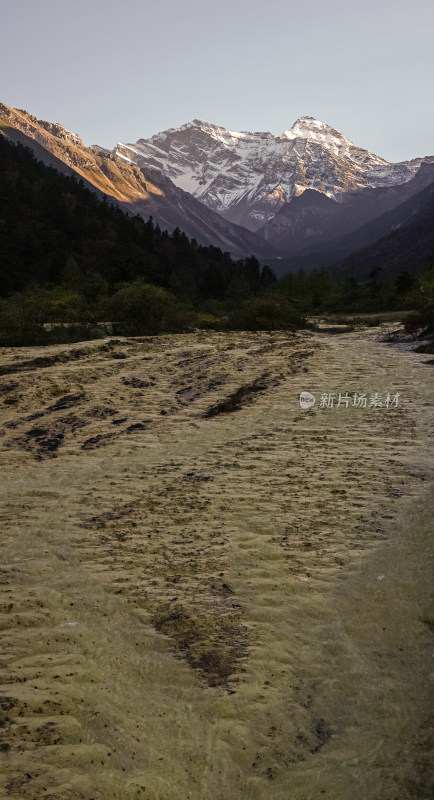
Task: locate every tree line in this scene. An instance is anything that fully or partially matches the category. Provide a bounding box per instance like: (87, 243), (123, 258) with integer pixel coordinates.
(0, 135), (432, 345)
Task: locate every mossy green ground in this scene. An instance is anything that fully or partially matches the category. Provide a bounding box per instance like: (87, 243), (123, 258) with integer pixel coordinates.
(0, 329), (432, 799)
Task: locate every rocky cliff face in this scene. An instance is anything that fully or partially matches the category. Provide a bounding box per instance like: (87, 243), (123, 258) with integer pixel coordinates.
(115, 116), (430, 231)
(0, 102), (165, 203)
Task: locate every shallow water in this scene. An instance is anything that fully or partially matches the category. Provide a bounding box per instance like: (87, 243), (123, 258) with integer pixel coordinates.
(0, 330), (433, 799)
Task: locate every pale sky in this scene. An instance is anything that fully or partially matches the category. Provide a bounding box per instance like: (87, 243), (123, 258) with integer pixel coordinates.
(3, 0), (434, 162)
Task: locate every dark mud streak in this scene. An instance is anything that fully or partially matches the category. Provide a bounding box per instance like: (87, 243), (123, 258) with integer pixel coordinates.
(81, 432), (119, 450)
(202, 349), (314, 418)
(0, 339), (126, 377)
(3, 393), (86, 430)
(0, 349), (95, 376)
(81, 421), (150, 450)
(152, 602), (248, 687)
(204, 374), (272, 418)
(45, 393), (86, 413)
(122, 376), (156, 388)
(83, 502), (137, 527)
(311, 718), (332, 753)
(11, 414), (88, 459)
(0, 381), (19, 395)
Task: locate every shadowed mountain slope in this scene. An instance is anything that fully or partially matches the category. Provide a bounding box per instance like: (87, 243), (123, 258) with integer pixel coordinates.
(0, 132), (274, 304)
(266, 176), (434, 277)
(261, 163), (434, 255)
(329, 181), (434, 278)
(0, 103), (277, 260)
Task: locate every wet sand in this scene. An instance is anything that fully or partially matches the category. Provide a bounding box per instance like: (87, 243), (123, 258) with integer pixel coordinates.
(0, 329), (433, 799)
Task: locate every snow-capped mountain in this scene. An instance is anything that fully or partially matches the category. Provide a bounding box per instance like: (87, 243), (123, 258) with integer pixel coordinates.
(115, 116), (429, 231)
(2, 100), (432, 269)
(0, 102), (277, 259)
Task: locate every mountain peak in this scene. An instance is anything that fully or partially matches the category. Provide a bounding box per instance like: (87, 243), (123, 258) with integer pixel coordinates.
(178, 118), (209, 130)
(115, 114), (420, 232)
(292, 115), (320, 126)
(282, 116), (352, 145)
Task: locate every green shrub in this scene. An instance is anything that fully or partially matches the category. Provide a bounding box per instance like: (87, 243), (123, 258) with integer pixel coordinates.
(106, 280), (195, 335)
(197, 313), (222, 330)
(229, 294), (307, 331)
(0, 286), (88, 345)
(403, 268), (434, 336)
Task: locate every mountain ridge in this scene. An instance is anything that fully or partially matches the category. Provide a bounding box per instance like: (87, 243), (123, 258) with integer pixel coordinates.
(267, 174), (434, 278)
(261, 161), (434, 255)
(114, 116), (433, 232)
(0, 102), (276, 260)
(2, 101), (433, 277)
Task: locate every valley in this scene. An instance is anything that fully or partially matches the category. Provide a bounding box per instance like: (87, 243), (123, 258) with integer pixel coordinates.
(2, 101), (434, 277)
(2, 2), (433, 798)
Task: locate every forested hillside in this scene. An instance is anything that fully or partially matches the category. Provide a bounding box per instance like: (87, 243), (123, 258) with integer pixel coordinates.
(1, 135), (432, 345)
(0, 136), (287, 343)
(0, 135), (276, 297)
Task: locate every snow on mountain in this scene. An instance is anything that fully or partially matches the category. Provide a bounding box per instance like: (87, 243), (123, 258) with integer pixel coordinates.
(0, 102), (277, 259)
(115, 116), (427, 231)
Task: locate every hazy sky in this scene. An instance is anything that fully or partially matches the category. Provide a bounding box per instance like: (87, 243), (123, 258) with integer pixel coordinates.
(3, 0), (434, 161)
